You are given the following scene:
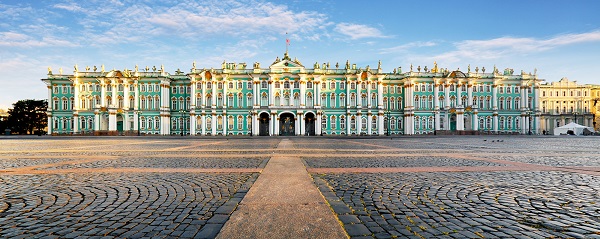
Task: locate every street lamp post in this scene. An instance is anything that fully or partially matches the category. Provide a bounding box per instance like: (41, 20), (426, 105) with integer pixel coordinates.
(136, 110), (141, 136)
(180, 110), (185, 136)
(248, 110), (253, 136)
(527, 110), (532, 135)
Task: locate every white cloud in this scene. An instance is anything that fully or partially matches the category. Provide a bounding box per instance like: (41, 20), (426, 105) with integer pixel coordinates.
(424, 30), (600, 64)
(380, 41), (437, 53)
(0, 32), (75, 47)
(334, 23), (386, 40)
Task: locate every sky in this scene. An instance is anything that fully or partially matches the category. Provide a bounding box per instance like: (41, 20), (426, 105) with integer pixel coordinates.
(1, 0), (600, 109)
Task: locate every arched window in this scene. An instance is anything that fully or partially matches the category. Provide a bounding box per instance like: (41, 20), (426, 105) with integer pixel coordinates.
(274, 94), (281, 106)
(206, 117), (212, 130)
(499, 117), (505, 129)
(361, 117), (367, 130)
(397, 97), (403, 109)
(340, 116), (346, 129)
(294, 81), (299, 88)
(228, 82), (234, 89)
(261, 81), (267, 88)
(307, 93), (313, 107)
(283, 81), (289, 89)
(293, 93), (299, 106)
(350, 93), (356, 106)
(414, 96), (420, 110)
(372, 116), (377, 130)
(340, 94), (346, 107)
(261, 93), (268, 106)
(207, 82), (212, 89)
(307, 81), (313, 88)
(329, 94), (335, 108)
(228, 116), (234, 130)
(237, 116), (243, 130)
(330, 116), (336, 130)
(350, 116), (356, 130)
(322, 115), (327, 130)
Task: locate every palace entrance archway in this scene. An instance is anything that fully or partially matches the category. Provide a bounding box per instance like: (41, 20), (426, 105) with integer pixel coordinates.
(259, 112), (270, 136)
(305, 112), (316, 136)
(279, 113), (295, 136)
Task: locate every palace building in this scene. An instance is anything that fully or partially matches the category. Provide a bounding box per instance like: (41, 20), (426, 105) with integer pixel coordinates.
(41, 52), (542, 136)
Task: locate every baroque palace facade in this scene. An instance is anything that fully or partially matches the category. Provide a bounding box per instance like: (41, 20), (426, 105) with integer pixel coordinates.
(42, 52), (542, 136)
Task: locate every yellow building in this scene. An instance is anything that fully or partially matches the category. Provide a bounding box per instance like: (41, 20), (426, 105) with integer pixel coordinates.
(539, 78), (595, 134)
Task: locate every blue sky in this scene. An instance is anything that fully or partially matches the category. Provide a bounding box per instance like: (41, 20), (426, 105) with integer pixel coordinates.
(1, 0), (600, 109)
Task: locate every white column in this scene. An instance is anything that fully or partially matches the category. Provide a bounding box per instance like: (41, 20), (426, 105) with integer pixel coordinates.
(456, 81), (462, 107)
(202, 81), (207, 107)
(134, 82), (139, 110)
(295, 114), (300, 135)
(356, 113), (362, 135)
(356, 78), (362, 108)
(367, 113), (372, 135)
(211, 80), (216, 108)
(134, 111), (139, 133)
(211, 114), (217, 135)
(473, 111), (479, 131)
(222, 114), (227, 136)
(444, 82), (450, 108)
(223, 77), (228, 108)
(94, 112), (100, 131)
(300, 112), (305, 135)
(434, 111), (440, 131)
(101, 81), (107, 107)
(367, 81), (372, 108)
(73, 79), (80, 110)
(492, 84), (498, 110)
(269, 81), (275, 106)
(190, 113), (196, 135)
(109, 111), (116, 131)
(346, 79), (350, 107)
(47, 115), (53, 135)
(345, 114), (350, 135)
(316, 112), (322, 135)
(271, 113), (277, 136)
(378, 113), (384, 135)
(73, 114), (79, 134)
(300, 78), (306, 107)
(377, 82), (384, 108)
(124, 82), (130, 109)
(111, 82), (117, 107)
(201, 113), (206, 136)
(253, 78), (259, 106)
(434, 81), (440, 109)
(457, 112), (464, 130)
(467, 82), (473, 106)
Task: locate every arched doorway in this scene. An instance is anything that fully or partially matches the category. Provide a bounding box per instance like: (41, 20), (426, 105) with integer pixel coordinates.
(305, 112), (316, 136)
(259, 112), (270, 136)
(279, 112), (295, 136)
(116, 114), (124, 133)
(100, 113), (109, 131)
(450, 114), (457, 131)
(464, 114), (471, 130)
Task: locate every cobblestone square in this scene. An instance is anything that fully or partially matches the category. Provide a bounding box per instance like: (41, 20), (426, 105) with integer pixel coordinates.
(1, 136), (599, 238)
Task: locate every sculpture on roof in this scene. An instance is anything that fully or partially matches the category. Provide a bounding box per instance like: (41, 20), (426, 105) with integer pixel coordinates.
(410, 64), (413, 72)
(85, 66), (90, 71)
(222, 60), (226, 69)
(135, 65), (138, 72)
(47, 67), (52, 74)
(432, 61), (438, 73)
(468, 64), (471, 73)
(152, 66), (156, 71)
(74, 64), (78, 72)
(59, 67), (63, 75)
(93, 66), (97, 72)
(101, 64), (105, 72)
(192, 61), (196, 69)
(378, 60), (381, 70)
(345, 60), (350, 69)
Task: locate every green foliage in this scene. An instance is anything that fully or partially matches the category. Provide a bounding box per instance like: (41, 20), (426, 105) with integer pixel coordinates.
(6, 99), (47, 135)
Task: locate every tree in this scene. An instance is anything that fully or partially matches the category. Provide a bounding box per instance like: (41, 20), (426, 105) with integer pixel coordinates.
(7, 99), (47, 135)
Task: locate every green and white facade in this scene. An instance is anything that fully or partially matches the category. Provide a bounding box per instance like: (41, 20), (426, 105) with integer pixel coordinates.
(41, 53), (542, 136)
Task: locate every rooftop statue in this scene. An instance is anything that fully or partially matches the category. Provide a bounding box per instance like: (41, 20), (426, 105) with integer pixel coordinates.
(345, 60), (350, 69)
(59, 67), (63, 75)
(135, 65), (139, 72)
(47, 66), (52, 74)
(74, 64), (78, 72)
(93, 66), (97, 72)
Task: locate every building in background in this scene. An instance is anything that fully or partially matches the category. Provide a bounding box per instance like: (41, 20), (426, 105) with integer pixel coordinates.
(539, 78), (596, 134)
(41, 53), (541, 136)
